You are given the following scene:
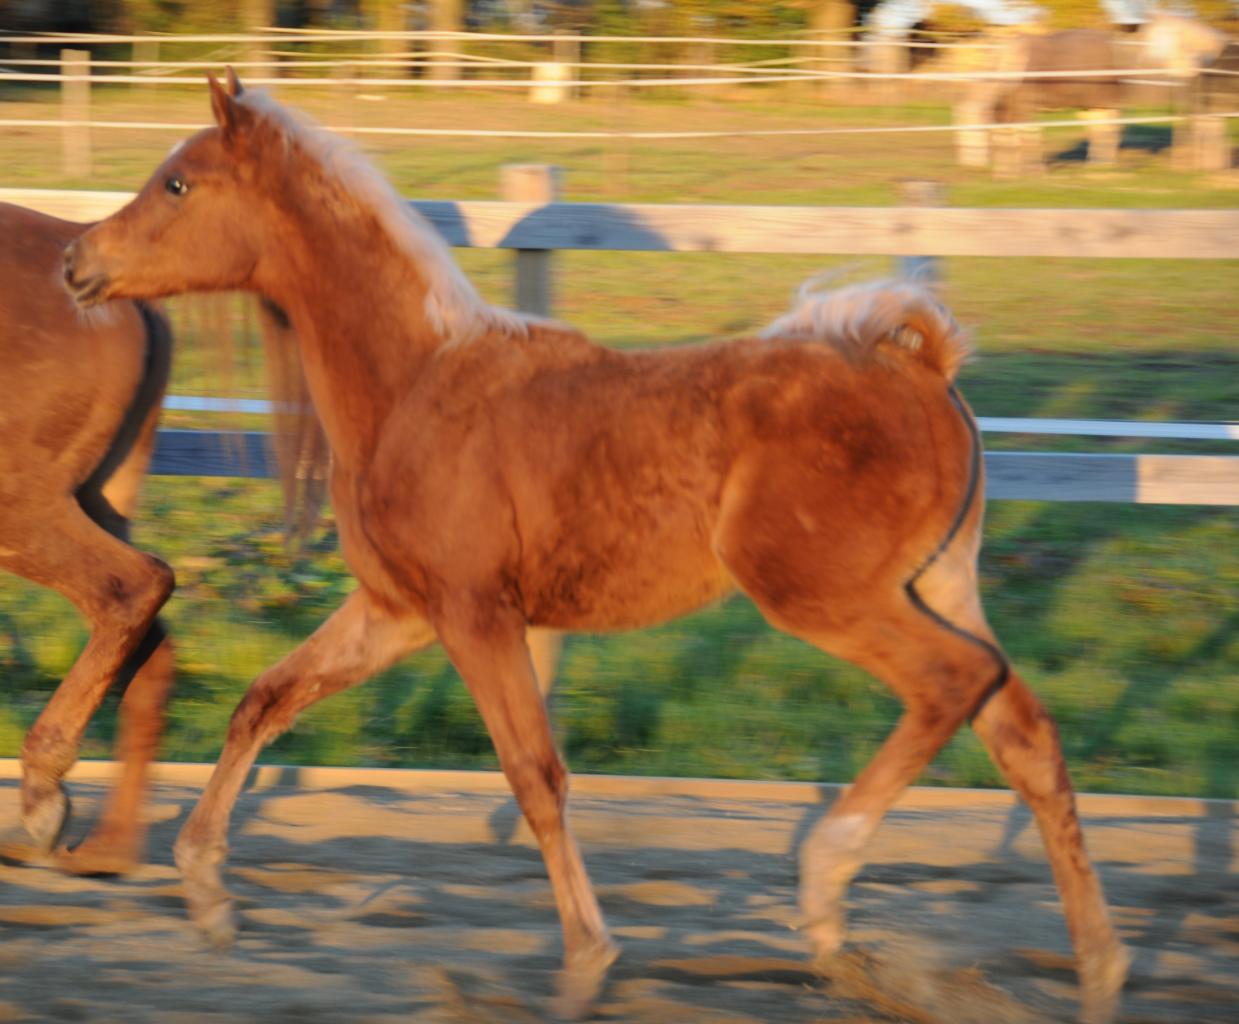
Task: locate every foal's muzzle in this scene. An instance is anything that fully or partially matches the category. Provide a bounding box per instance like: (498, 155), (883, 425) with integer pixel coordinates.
(62, 238), (111, 306)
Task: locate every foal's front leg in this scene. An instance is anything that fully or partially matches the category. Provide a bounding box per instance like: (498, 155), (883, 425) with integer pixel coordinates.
(174, 589), (434, 945)
(437, 604), (616, 1021)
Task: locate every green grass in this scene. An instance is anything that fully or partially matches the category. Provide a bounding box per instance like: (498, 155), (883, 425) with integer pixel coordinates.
(0, 83), (1235, 796)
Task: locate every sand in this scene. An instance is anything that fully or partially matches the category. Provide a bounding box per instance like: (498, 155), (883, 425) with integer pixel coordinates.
(0, 776), (1233, 1023)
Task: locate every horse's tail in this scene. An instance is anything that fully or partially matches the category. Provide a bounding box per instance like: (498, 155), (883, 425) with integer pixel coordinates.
(759, 278), (973, 382)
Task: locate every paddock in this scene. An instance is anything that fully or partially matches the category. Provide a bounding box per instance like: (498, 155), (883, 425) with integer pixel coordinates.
(0, 63), (1234, 1011)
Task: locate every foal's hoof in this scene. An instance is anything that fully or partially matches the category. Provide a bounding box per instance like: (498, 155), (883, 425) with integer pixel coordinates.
(190, 895), (238, 950)
(175, 841), (236, 949)
(0, 785), (71, 865)
(550, 939), (619, 1021)
(1079, 942), (1130, 1024)
(802, 906), (847, 971)
(54, 827), (143, 877)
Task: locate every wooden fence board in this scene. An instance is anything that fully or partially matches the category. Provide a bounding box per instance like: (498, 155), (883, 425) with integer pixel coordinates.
(152, 430), (1239, 505)
(5, 188), (1237, 259)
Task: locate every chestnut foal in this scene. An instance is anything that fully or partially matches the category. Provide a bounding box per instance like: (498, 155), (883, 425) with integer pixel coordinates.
(64, 72), (1127, 1021)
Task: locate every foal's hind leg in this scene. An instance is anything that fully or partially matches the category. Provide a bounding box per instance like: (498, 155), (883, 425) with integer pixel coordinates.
(972, 675), (1127, 1024)
(0, 505), (172, 859)
(786, 600), (1008, 964)
(727, 552), (1124, 1022)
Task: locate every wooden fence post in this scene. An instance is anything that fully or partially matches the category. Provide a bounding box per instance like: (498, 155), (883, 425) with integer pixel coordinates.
(60, 49), (90, 177)
(501, 165), (561, 317)
(131, 39), (159, 94)
(898, 178), (944, 283)
(1079, 108), (1120, 166)
(428, 0), (463, 81)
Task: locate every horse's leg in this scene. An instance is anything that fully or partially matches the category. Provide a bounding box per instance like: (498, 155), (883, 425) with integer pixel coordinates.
(58, 406), (175, 875)
(787, 600), (1008, 964)
(727, 527), (1125, 1024)
(971, 675), (1128, 1024)
(0, 506), (173, 859)
(173, 589), (434, 945)
(436, 606), (615, 1021)
(527, 628), (563, 700)
(55, 621), (173, 875)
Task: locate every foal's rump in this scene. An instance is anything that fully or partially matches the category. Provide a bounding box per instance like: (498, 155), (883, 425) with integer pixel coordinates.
(493, 281), (981, 635)
(0, 203), (154, 506)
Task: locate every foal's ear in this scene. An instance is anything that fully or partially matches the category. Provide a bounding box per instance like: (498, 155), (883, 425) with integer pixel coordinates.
(207, 71), (252, 144)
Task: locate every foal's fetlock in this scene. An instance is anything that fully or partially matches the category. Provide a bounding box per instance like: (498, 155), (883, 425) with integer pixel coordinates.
(550, 938), (619, 1021)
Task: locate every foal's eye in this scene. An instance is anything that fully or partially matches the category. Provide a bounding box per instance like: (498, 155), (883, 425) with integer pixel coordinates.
(165, 177), (190, 197)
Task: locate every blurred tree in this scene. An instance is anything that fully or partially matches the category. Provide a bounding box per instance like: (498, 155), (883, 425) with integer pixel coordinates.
(1033, 0), (1113, 29)
(923, 2), (987, 34)
(0, 0), (123, 31)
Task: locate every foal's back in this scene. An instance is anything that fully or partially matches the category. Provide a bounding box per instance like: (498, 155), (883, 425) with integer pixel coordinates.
(365, 323), (974, 634)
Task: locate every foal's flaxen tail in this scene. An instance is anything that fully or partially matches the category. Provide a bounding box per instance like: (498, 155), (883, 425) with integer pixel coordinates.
(760, 279), (972, 381)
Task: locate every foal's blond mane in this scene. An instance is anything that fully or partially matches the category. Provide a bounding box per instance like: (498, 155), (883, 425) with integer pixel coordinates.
(231, 90), (534, 541)
(239, 90), (531, 347)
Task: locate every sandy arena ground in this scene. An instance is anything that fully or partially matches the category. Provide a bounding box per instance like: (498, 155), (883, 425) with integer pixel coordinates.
(0, 772), (1233, 1023)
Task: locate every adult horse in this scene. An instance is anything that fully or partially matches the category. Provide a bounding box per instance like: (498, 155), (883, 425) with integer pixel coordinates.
(64, 73), (1129, 1023)
(0, 202), (175, 875)
(963, 28), (1134, 174)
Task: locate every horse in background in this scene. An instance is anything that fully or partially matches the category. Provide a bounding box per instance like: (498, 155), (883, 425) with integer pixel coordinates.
(959, 12), (1229, 175)
(64, 72), (1130, 1023)
(0, 202), (175, 875)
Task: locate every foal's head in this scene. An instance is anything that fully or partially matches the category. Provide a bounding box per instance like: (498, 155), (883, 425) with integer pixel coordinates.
(65, 71), (288, 305)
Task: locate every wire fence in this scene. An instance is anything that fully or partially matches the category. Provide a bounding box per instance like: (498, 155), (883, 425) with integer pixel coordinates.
(3, 30), (1234, 176)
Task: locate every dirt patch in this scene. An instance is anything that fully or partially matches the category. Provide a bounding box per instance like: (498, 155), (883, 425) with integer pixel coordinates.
(0, 781), (1233, 1023)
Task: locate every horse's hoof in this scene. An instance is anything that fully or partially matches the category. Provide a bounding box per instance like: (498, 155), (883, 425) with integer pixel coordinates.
(175, 839), (236, 949)
(549, 939), (619, 1021)
(192, 895), (237, 950)
(53, 828), (143, 877)
(0, 785), (70, 865)
(802, 905), (847, 970)
(0, 825), (54, 867)
(23, 782), (71, 851)
(1078, 942), (1130, 1024)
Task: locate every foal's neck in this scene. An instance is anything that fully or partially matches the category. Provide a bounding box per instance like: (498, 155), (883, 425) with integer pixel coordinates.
(257, 208), (446, 472)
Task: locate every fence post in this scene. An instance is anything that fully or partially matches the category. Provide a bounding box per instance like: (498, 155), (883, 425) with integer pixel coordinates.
(241, 0), (273, 72)
(1079, 108), (1120, 166)
(428, 0), (463, 81)
(131, 39), (159, 94)
(898, 179), (944, 284)
(60, 48), (90, 177)
(501, 165), (561, 317)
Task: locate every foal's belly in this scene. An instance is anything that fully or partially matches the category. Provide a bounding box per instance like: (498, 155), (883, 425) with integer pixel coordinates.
(522, 514), (734, 632)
